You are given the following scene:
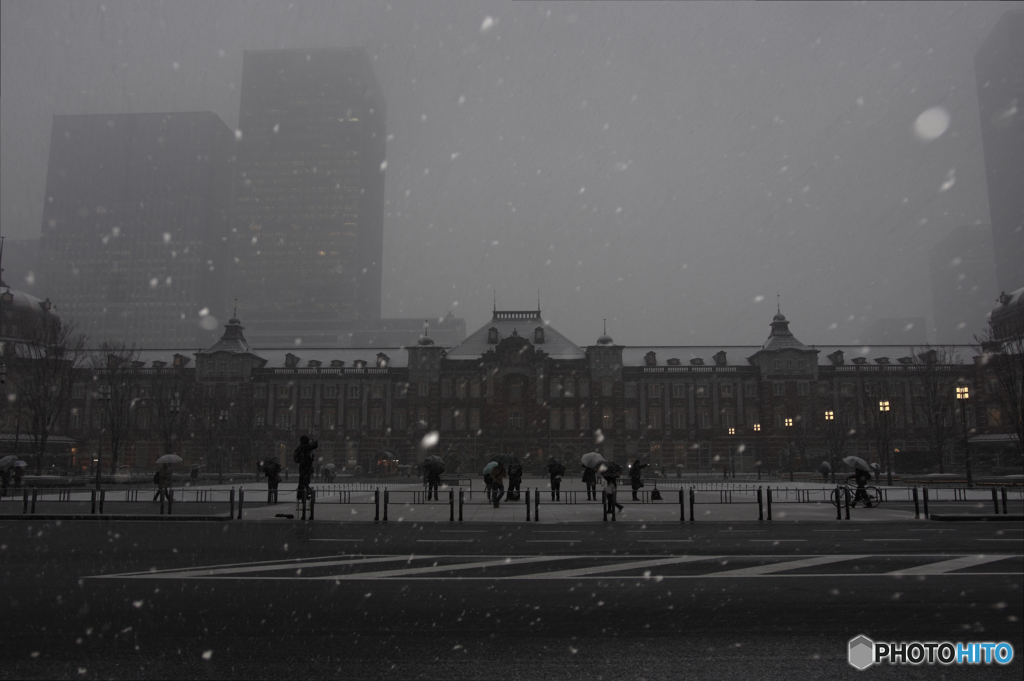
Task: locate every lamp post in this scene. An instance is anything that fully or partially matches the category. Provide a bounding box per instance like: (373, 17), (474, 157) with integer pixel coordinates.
(784, 417), (794, 482)
(753, 422), (762, 479)
(728, 427), (736, 478)
(956, 385), (974, 488)
(878, 400), (893, 486)
(217, 409), (228, 484)
(94, 384), (111, 490)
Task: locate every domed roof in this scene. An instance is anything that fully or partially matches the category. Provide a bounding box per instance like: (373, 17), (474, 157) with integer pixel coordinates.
(417, 334), (435, 346)
(596, 334), (615, 345)
(0, 280), (61, 326)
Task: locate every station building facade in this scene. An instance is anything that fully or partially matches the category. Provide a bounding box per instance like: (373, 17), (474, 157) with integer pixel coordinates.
(28, 306), (1017, 478)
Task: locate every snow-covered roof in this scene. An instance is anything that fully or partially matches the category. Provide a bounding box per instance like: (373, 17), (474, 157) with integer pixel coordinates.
(621, 346), (759, 368)
(446, 310), (585, 361)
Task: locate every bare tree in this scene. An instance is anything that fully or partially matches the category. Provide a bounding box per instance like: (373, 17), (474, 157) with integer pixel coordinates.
(93, 342), (142, 474)
(6, 316), (87, 474)
(822, 400), (854, 484)
(976, 318), (1024, 461)
(150, 363), (196, 459)
(908, 346), (963, 474)
(226, 382), (262, 475)
(860, 376), (900, 486)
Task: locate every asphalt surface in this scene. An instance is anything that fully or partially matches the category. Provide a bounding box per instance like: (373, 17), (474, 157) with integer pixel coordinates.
(2, 520), (1022, 680)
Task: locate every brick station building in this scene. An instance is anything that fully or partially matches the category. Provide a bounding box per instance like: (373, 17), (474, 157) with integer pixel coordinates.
(32, 304), (1017, 479)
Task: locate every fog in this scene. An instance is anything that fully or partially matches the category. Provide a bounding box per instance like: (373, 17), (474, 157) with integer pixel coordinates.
(1, 0), (1017, 346)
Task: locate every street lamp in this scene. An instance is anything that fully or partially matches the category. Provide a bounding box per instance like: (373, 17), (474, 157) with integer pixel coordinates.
(753, 422), (762, 479)
(879, 400), (893, 486)
(956, 385), (974, 488)
(727, 427), (736, 479)
(217, 408), (228, 484)
(94, 384), (111, 490)
(784, 417), (794, 482)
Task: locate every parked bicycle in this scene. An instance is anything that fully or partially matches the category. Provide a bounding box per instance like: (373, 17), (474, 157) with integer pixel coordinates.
(830, 483), (881, 508)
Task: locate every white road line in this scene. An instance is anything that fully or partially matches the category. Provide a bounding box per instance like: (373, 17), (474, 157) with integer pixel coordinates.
(637, 540), (692, 543)
(864, 539), (920, 542)
(310, 539), (363, 542)
(812, 530), (861, 532)
(441, 530), (486, 533)
(314, 555), (565, 580)
(706, 555), (866, 577)
(525, 540), (581, 543)
(749, 539), (807, 542)
(888, 555), (1011, 575)
(976, 539), (1023, 542)
(92, 555), (410, 580)
(416, 539), (473, 543)
(516, 555), (720, 580)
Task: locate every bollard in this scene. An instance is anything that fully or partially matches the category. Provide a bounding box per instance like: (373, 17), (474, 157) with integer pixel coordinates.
(758, 487), (764, 521)
(843, 486), (851, 520)
(23, 488), (29, 514)
(159, 494), (165, 516)
(383, 489), (389, 523)
(679, 489), (686, 522)
(309, 489), (315, 522)
(913, 487), (920, 519)
(230, 487), (236, 520)
(238, 488), (245, 520)
(450, 488), (455, 522)
(91, 489), (97, 515)
(300, 490), (306, 521)
(459, 489), (464, 522)
(99, 488), (105, 514)
(374, 488), (380, 523)
(1001, 487), (1008, 514)
(526, 489), (531, 522)
(923, 486), (929, 520)
(992, 488), (999, 515)
(835, 486), (842, 521)
(602, 490), (608, 522)
(766, 487), (772, 521)
(689, 488), (695, 522)
(534, 487), (540, 522)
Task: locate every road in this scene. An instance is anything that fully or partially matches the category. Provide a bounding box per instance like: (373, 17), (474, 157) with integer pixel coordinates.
(2, 519), (1021, 680)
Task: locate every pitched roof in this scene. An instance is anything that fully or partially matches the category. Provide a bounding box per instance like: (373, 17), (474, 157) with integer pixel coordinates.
(446, 310), (586, 360)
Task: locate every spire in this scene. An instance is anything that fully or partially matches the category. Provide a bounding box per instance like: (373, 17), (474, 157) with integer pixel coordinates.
(776, 293), (781, 315)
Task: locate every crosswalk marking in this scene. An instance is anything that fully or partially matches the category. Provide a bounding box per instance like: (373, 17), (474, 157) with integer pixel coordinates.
(86, 553), (1020, 582)
(887, 554), (1010, 575)
(516, 555), (719, 580)
(704, 555), (867, 577)
(313, 555), (565, 580)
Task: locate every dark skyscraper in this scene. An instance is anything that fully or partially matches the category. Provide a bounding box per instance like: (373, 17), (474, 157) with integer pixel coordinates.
(975, 10), (1024, 294)
(37, 112), (235, 347)
(928, 225), (998, 343)
(230, 48), (386, 346)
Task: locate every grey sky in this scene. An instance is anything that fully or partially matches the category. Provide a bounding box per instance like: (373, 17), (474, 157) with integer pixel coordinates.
(1, 0), (1017, 346)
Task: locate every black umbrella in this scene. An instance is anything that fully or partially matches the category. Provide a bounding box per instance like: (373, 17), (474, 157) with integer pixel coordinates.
(490, 453), (519, 467)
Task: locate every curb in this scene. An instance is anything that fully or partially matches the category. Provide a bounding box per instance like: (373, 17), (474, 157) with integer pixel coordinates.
(928, 514), (1024, 522)
(0, 514), (230, 522)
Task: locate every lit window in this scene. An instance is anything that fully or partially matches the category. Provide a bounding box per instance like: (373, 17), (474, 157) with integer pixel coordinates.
(956, 386), (969, 399)
(728, 427), (735, 435)
(878, 401), (890, 412)
(784, 417), (793, 427)
(754, 423), (761, 431)
(824, 410), (834, 421)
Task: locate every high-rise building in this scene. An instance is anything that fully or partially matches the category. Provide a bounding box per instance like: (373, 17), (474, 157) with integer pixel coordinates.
(36, 112), (235, 347)
(928, 225), (999, 343)
(975, 10), (1024, 294)
(229, 48), (386, 346)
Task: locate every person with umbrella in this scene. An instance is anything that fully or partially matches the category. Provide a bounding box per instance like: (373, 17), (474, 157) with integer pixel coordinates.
(547, 458), (566, 501)
(482, 461), (498, 502)
(818, 461), (832, 484)
(12, 461), (27, 489)
(580, 452), (604, 501)
(601, 462), (624, 514)
(629, 457), (648, 501)
(293, 435), (318, 506)
(263, 458), (282, 504)
(844, 456), (873, 508)
(153, 454), (181, 503)
(489, 462), (506, 508)
(507, 461), (523, 502)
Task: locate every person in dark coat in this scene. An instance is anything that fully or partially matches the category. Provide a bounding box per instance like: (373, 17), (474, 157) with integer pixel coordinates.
(582, 465), (597, 501)
(263, 459), (282, 504)
(547, 459), (566, 501)
(629, 458), (648, 501)
(602, 464), (624, 514)
(293, 435), (318, 505)
(507, 463), (523, 502)
(490, 463), (507, 508)
(849, 468), (872, 507)
(425, 459), (442, 501)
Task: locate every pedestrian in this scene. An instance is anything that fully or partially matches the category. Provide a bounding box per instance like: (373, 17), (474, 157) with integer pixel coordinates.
(602, 464), (624, 514)
(547, 458), (566, 501)
(849, 468), (872, 508)
(0, 467), (10, 498)
(507, 462), (523, 502)
(582, 465), (598, 501)
(490, 462), (506, 508)
(425, 459), (441, 501)
(12, 465), (24, 490)
(152, 463), (172, 503)
(629, 458), (648, 501)
(263, 458), (282, 504)
(293, 435), (318, 507)
(483, 469), (494, 503)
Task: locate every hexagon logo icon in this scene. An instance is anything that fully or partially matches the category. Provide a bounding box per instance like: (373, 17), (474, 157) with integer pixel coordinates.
(848, 635), (875, 670)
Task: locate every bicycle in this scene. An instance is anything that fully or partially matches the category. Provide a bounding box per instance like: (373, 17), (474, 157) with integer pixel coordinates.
(830, 483), (881, 508)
